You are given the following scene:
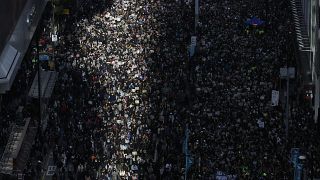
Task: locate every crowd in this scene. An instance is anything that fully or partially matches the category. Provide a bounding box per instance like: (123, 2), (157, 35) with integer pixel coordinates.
(1, 0), (320, 179)
(43, 0), (320, 179)
(187, 0), (320, 179)
(47, 0), (192, 179)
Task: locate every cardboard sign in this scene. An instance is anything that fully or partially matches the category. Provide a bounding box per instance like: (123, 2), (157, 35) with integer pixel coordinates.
(52, 34), (58, 42)
(271, 90), (279, 106)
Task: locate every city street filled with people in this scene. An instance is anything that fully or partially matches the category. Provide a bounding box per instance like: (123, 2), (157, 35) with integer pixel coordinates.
(1, 0), (320, 179)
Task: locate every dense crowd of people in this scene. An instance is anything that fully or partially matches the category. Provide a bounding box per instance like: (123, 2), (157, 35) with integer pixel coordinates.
(48, 0), (191, 178)
(1, 0), (320, 179)
(188, 0), (320, 178)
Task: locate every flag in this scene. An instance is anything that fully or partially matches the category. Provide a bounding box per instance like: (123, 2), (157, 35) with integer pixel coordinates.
(245, 17), (265, 26)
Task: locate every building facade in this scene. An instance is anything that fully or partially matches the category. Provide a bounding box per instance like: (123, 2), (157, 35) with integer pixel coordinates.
(0, 0), (48, 93)
(294, 0), (320, 121)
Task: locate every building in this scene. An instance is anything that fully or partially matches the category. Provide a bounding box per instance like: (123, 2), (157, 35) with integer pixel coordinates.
(291, 0), (320, 122)
(0, 0), (48, 93)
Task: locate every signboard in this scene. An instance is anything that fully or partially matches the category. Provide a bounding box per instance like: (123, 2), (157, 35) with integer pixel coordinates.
(17, 173), (24, 180)
(280, 67), (295, 79)
(46, 165), (56, 176)
(271, 90), (279, 106)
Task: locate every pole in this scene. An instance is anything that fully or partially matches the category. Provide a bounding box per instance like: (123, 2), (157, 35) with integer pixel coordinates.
(294, 163), (303, 180)
(0, 95), (2, 112)
(37, 33), (42, 129)
(52, 0), (55, 70)
(285, 69), (289, 139)
(314, 0), (320, 123)
(291, 148), (300, 180)
(185, 154), (187, 180)
(315, 78), (319, 123)
(194, 0), (199, 34)
(184, 124), (189, 180)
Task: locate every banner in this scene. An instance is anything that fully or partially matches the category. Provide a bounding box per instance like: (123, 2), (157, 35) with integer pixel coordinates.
(280, 67), (295, 78)
(245, 17), (265, 26)
(195, 0), (199, 16)
(191, 36), (197, 47)
(39, 54), (50, 61)
(216, 171), (237, 180)
(271, 90), (279, 106)
(189, 36), (197, 57)
(257, 118), (265, 128)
